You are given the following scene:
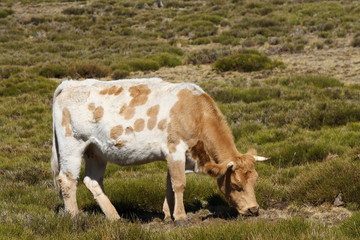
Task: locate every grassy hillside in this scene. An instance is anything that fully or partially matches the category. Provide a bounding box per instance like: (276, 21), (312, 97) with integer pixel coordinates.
(0, 0), (360, 239)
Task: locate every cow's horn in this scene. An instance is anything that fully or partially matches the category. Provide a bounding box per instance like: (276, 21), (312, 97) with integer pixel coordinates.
(254, 156), (270, 161)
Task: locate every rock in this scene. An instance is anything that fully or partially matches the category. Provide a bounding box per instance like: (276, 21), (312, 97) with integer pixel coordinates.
(333, 193), (345, 207)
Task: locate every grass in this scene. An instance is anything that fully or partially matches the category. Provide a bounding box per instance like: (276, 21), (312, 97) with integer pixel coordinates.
(1, 0), (360, 239)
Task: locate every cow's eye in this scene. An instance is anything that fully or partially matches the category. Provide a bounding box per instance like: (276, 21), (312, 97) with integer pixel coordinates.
(231, 183), (243, 192)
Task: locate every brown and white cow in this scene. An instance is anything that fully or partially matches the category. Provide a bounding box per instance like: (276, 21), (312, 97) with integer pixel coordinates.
(51, 78), (268, 224)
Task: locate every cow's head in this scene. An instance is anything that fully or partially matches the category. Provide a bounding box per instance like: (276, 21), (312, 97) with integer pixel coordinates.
(204, 149), (269, 216)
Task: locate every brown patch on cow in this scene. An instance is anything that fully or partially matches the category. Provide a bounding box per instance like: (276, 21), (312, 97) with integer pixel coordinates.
(61, 108), (72, 137)
(119, 104), (135, 120)
(100, 86), (123, 96)
(146, 105), (160, 130)
(93, 106), (104, 122)
(88, 103), (104, 122)
(158, 119), (167, 131)
(129, 84), (151, 107)
(108, 86), (117, 95)
(134, 119), (145, 132)
(110, 125), (123, 140)
(88, 103), (95, 111)
(115, 87), (123, 96)
(115, 141), (127, 148)
(125, 126), (134, 134)
(167, 89), (238, 162)
(167, 123), (180, 153)
(99, 88), (109, 95)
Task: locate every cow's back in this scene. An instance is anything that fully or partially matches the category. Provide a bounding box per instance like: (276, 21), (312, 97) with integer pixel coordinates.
(53, 78), (205, 165)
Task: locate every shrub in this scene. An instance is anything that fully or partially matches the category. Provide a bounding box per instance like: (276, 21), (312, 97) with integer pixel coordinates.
(264, 140), (346, 167)
(127, 59), (160, 72)
(68, 62), (110, 78)
(289, 159), (360, 206)
(0, 9), (14, 18)
(176, 20), (218, 39)
(212, 50), (284, 72)
(192, 37), (212, 45)
(212, 33), (239, 45)
(206, 86), (281, 103)
(150, 53), (182, 67)
(112, 7), (136, 17)
(62, 7), (89, 15)
(279, 75), (343, 88)
(186, 48), (231, 65)
(0, 66), (23, 78)
(39, 64), (68, 78)
(296, 100), (360, 129)
(352, 36), (360, 47)
(112, 70), (129, 80)
(0, 74), (57, 97)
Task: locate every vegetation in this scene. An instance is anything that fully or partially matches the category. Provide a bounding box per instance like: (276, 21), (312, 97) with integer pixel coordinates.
(212, 50), (284, 72)
(1, 0), (360, 239)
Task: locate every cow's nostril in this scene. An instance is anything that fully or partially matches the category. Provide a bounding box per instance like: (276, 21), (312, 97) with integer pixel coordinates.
(248, 207), (259, 216)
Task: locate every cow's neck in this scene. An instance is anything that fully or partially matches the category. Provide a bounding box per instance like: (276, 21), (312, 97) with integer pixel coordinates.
(200, 109), (239, 164)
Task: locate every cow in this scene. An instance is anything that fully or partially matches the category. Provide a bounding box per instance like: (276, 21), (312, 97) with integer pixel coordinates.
(51, 78), (269, 224)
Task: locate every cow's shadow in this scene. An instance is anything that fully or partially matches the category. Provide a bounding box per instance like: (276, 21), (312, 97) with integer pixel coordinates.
(56, 194), (238, 223)
(81, 194), (238, 223)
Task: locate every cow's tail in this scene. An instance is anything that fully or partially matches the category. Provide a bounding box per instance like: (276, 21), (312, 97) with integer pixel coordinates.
(51, 121), (61, 197)
(51, 85), (64, 198)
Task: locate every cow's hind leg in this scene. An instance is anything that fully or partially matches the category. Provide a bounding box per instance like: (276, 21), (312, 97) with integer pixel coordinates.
(57, 171), (79, 216)
(57, 139), (86, 216)
(83, 145), (120, 220)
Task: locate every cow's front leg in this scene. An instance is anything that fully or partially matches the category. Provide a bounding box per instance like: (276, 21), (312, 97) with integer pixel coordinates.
(166, 156), (187, 224)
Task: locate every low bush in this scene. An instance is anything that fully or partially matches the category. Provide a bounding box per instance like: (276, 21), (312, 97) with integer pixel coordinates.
(127, 59), (160, 72)
(212, 33), (239, 45)
(212, 50), (284, 72)
(295, 100), (360, 129)
(112, 69), (130, 80)
(289, 159), (360, 206)
(206, 86), (282, 103)
(0, 9), (14, 18)
(68, 62), (110, 78)
(62, 7), (91, 15)
(186, 48), (231, 65)
(176, 20), (218, 39)
(150, 53), (182, 67)
(352, 36), (360, 47)
(0, 66), (23, 78)
(279, 75), (343, 88)
(0, 74), (57, 97)
(191, 37), (212, 45)
(38, 64), (68, 78)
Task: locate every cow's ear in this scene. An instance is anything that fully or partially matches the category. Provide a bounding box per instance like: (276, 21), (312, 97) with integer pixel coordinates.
(204, 162), (233, 177)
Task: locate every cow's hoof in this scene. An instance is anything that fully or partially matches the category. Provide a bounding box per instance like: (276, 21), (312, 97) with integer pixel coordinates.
(174, 220), (187, 226)
(163, 217), (172, 223)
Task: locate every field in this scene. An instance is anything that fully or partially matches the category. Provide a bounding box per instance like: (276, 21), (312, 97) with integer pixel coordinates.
(1, 0), (360, 239)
